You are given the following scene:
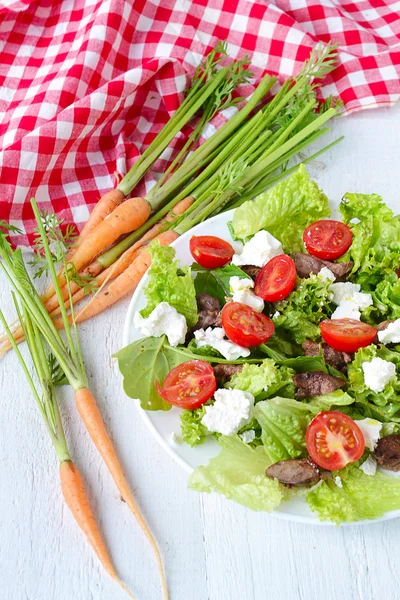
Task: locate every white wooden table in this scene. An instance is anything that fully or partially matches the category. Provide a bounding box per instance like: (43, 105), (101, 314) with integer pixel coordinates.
(1, 103), (400, 600)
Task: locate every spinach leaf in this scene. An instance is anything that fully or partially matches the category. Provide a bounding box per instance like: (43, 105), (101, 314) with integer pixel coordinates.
(192, 263), (251, 305)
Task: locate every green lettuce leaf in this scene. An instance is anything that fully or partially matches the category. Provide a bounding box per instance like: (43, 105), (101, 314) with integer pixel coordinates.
(274, 273), (335, 344)
(348, 344), (400, 409)
(254, 393), (354, 464)
(339, 192), (400, 284)
(180, 406), (209, 446)
(363, 272), (400, 324)
(307, 465), (400, 523)
(192, 263), (251, 306)
(140, 241), (198, 327)
(231, 164), (330, 252)
(188, 435), (284, 512)
(228, 359), (295, 398)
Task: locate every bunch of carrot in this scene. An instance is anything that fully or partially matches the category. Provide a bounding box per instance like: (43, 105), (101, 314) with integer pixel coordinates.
(0, 42), (342, 355)
(0, 201), (168, 598)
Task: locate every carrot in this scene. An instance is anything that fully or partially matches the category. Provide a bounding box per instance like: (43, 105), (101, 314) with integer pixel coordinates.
(74, 388), (168, 600)
(60, 460), (134, 598)
(65, 190), (125, 263)
(42, 197), (151, 302)
(68, 230), (180, 324)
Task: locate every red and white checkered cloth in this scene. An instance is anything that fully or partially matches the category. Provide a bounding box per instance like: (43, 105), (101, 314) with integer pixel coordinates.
(0, 0), (399, 246)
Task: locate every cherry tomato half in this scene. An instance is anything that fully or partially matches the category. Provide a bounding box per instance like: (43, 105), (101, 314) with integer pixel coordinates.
(156, 360), (216, 410)
(320, 318), (376, 353)
(222, 302), (274, 348)
(254, 254), (296, 302)
(303, 220), (353, 260)
(306, 411), (365, 470)
(190, 235), (234, 269)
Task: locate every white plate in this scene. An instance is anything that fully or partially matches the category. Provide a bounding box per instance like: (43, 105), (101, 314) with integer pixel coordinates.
(122, 209), (400, 525)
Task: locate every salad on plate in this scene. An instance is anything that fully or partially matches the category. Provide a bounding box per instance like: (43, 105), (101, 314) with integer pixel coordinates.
(116, 165), (400, 524)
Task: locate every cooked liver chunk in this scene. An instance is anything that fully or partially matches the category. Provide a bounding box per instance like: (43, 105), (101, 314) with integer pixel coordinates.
(293, 371), (345, 399)
(193, 293), (222, 331)
(266, 458), (320, 487)
(293, 253), (353, 282)
(213, 364), (243, 385)
(240, 265), (261, 280)
(302, 340), (352, 372)
(374, 435), (400, 471)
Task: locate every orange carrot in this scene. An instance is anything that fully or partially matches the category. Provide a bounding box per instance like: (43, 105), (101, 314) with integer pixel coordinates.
(71, 230), (180, 324)
(60, 460), (133, 597)
(74, 388), (168, 600)
(42, 197), (151, 301)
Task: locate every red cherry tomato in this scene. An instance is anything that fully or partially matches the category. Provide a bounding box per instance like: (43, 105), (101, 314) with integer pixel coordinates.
(306, 411), (365, 470)
(254, 254), (296, 302)
(189, 235), (234, 269)
(156, 360), (216, 410)
(320, 318), (376, 353)
(303, 220), (353, 260)
(221, 302), (275, 348)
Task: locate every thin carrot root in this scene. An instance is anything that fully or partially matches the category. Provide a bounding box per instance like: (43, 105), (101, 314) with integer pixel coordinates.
(42, 197), (151, 302)
(44, 261), (103, 313)
(78, 189), (125, 242)
(74, 388), (168, 600)
(60, 460), (134, 598)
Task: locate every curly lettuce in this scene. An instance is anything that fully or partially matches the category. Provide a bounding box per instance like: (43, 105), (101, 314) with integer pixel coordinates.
(274, 273), (335, 344)
(228, 359), (295, 398)
(180, 406), (208, 446)
(188, 435), (284, 512)
(232, 164), (330, 252)
(307, 465), (400, 523)
(140, 241), (198, 327)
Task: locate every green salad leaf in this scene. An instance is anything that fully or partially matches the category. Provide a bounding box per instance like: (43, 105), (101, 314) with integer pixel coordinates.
(180, 406), (209, 446)
(114, 336), (188, 410)
(188, 435), (284, 512)
(141, 241), (198, 327)
(339, 192), (400, 282)
(363, 272), (400, 323)
(274, 273), (334, 344)
(231, 164), (330, 252)
(348, 345), (400, 409)
(228, 359), (295, 398)
(192, 263), (250, 305)
(307, 465), (400, 523)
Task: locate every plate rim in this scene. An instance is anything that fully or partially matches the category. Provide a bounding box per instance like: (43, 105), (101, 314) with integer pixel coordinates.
(121, 210), (400, 527)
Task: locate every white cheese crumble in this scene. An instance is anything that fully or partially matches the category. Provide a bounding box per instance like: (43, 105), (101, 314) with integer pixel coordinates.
(232, 230), (283, 268)
(318, 266), (336, 282)
(378, 319), (400, 344)
(201, 388), (255, 436)
(362, 358), (396, 393)
(360, 454), (378, 476)
(133, 302), (187, 347)
(240, 430), (256, 444)
(334, 475), (343, 488)
(194, 327), (250, 360)
(356, 418), (383, 450)
(229, 276), (264, 312)
(273, 311), (280, 319)
(331, 298), (361, 320)
(330, 282), (372, 321)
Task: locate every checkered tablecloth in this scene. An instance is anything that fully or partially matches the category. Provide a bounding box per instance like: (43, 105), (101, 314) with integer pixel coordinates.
(0, 0), (399, 246)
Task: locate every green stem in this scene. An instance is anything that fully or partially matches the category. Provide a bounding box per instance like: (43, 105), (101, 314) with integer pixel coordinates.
(118, 68), (230, 197)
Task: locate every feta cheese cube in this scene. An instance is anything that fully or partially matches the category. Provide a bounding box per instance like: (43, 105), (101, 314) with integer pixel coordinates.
(331, 298), (361, 320)
(201, 388), (255, 436)
(378, 319), (400, 344)
(362, 358), (396, 393)
(318, 267), (336, 282)
(240, 430), (256, 444)
(359, 454), (378, 476)
(133, 302), (187, 346)
(194, 327), (250, 360)
(232, 230), (283, 268)
(355, 418), (382, 451)
(334, 475), (343, 488)
(229, 276), (264, 312)
(330, 282), (373, 321)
